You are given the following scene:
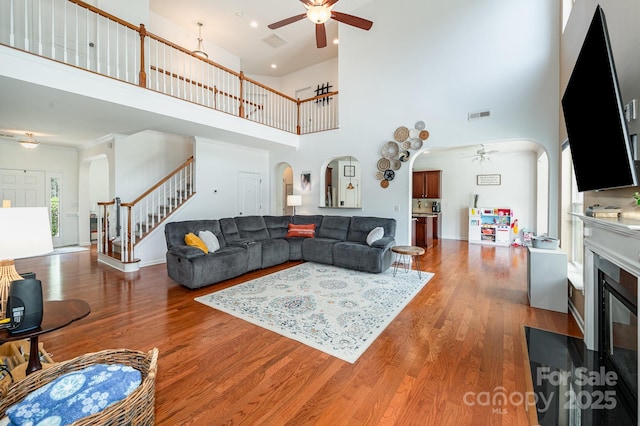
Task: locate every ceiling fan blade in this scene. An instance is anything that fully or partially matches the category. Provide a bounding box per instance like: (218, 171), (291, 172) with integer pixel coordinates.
(315, 23), (327, 48)
(300, 0), (314, 6)
(324, 0), (340, 6)
(268, 13), (307, 30)
(331, 11), (373, 30)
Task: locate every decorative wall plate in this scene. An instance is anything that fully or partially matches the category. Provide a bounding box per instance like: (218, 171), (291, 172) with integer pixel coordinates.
(381, 141), (399, 159)
(410, 138), (423, 150)
(402, 140), (411, 150)
(409, 128), (419, 139)
(389, 159), (401, 170)
(399, 151), (410, 162)
(380, 179), (390, 188)
(375, 170), (384, 180)
(383, 169), (395, 181)
(377, 157), (390, 171)
(393, 126), (409, 142)
(419, 130), (430, 140)
(415, 120), (426, 130)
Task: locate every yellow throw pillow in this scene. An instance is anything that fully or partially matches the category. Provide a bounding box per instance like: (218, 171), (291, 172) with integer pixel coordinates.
(184, 232), (208, 253)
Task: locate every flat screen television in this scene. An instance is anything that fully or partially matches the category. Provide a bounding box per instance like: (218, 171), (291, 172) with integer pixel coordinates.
(561, 5), (638, 192)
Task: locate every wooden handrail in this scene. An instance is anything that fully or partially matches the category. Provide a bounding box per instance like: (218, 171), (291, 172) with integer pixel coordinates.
(67, 0), (140, 32)
(298, 91), (339, 105)
(121, 156), (194, 207)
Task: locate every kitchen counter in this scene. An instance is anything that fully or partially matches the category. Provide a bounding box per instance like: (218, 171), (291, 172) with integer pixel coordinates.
(412, 213), (439, 217)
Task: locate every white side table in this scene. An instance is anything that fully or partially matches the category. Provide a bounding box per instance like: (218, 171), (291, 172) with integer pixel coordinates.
(527, 247), (568, 313)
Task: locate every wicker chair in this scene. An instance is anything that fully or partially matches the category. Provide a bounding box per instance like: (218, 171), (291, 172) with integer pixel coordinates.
(0, 348), (158, 425)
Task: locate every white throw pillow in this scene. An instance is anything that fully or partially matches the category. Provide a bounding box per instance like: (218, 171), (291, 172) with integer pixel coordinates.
(366, 227), (384, 246)
(198, 230), (220, 253)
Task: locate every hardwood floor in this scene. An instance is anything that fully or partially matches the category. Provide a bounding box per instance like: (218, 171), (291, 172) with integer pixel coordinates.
(13, 239), (581, 425)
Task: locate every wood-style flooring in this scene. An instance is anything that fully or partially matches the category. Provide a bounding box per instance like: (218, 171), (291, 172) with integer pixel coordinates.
(13, 239), (581, 425)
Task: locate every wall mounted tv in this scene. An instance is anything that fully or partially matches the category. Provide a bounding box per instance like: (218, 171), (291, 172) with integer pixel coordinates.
(561, 5), (638, 192)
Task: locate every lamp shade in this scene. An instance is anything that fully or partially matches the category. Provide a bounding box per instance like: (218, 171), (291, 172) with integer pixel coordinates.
(0, 207), (53, 260)
(287, 195), (302, 207)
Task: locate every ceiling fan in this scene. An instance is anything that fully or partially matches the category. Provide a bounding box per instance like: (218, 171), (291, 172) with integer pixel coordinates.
(462, 144), (499, 163)
(268, 0), (373, 49)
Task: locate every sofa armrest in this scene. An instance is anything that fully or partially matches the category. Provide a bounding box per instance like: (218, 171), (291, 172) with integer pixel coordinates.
(370, 237), (395, 249)
(168, 245), (206, 260)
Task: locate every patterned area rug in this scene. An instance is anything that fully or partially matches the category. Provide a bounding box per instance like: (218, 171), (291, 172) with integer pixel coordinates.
(195, 262), (434, 363)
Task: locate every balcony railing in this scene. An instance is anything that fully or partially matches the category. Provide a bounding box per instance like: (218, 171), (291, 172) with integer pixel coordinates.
(0, 0), (338, 135)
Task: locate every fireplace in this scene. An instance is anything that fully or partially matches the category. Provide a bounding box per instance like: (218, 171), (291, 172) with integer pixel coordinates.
(598, 262), (638, 416)
(578, 214), (640, 421)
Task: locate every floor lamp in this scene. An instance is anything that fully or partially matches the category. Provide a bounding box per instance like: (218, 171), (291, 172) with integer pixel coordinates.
(0, 206), (53, 319)
(287, 195), (302, 216)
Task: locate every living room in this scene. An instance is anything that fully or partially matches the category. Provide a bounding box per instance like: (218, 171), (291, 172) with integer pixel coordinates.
(1, 0), (640, 423)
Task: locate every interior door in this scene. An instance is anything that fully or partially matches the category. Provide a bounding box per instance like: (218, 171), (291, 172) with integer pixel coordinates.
(0, 169), (45, 207)
(238, 171), (262, 216)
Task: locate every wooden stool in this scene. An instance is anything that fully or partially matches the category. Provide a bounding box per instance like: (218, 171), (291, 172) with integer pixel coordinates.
(391, 245), (426, 279)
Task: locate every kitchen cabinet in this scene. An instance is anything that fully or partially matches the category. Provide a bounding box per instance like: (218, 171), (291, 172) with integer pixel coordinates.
(432, 213), (440, 239)
(413, 215), (434, 248)
(412, 170), (442, 198)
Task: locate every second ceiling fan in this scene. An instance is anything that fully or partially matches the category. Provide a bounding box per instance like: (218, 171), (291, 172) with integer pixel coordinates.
(268, 0), (373, 49)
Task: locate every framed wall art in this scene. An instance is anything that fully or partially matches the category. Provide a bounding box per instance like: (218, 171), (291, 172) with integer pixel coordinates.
(476, 174), (501, 186)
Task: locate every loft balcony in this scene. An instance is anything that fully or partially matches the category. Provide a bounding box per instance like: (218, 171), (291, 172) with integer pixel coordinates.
(0, 0), (339, 144)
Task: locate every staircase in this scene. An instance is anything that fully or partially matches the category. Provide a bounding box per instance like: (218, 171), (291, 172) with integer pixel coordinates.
(97, 157), (195, 271)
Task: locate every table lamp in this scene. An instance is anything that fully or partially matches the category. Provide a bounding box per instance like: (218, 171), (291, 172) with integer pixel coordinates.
(287, 195), (302, 216)
(0, 207), (53, 321)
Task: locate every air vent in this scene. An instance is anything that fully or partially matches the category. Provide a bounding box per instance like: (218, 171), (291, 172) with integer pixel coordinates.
(468, 110), (491, 120)
(262, 34), (287, 49)
(0, 133), (15, 138)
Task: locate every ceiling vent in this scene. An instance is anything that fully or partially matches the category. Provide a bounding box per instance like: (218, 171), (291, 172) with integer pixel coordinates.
(468, 110), (491, 121)
(262, 34), (287, 49)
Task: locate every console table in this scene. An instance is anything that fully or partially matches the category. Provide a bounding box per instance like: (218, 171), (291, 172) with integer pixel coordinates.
(0, 299), (91, 375)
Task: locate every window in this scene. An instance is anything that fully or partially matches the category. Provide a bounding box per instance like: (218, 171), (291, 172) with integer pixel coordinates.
(50, 176), (60, 237)
(561, 141), (583, 288)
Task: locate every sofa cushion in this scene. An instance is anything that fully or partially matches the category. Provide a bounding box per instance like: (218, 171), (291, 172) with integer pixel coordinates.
(333, 241), (393, 273)
(234, 216), (271, 241)
(165, 220), (226, 249)
(185, 232), (208, 253)
(317, 215), (351, 240)
(199, 230), (220, 253)
(286, 223), (316, 238)
(302, 238), (338, 265)
(347, 216), (397, 244)
(366, 227), (384, 245)
(263, 215), (292, 239)
(292, 215), (324, 228)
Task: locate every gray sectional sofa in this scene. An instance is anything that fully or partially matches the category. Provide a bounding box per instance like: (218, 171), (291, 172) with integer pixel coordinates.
(164, 215), (397, 289)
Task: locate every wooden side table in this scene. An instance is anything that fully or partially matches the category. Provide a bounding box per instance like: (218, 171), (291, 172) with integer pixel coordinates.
(391, 245), (426, 279)
(0, 299), (90, 375)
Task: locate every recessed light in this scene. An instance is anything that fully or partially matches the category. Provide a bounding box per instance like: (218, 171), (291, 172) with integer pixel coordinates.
(333, 38), (339, 45)
(235, 11), (244, 17)
(271, 64), (277, 69)
(250, 21), (258, 28)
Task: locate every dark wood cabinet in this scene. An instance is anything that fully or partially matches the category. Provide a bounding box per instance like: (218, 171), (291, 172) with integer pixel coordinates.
(412, 170), (441, 198)
(414, 216), (433, 248)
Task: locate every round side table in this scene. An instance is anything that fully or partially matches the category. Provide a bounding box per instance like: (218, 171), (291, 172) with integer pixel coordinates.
(391, 245), (426, 279)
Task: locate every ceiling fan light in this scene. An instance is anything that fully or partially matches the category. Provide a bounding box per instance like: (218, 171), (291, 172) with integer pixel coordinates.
(19, 132), (39, 149)
(307, 6), (331, 24)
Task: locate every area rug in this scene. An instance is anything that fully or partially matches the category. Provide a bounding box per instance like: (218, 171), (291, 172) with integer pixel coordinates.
(195, 262), (433, 363)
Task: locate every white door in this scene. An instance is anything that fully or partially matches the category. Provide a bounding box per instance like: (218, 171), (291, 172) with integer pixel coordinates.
(0, 169), (45, 207)
(238, 172), (262, 216)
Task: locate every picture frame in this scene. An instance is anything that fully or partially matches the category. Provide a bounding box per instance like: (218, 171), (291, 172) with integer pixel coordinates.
(344, 165), (355, 177)
(301, 172), (311, 192)
(476, 174), (501, 186)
